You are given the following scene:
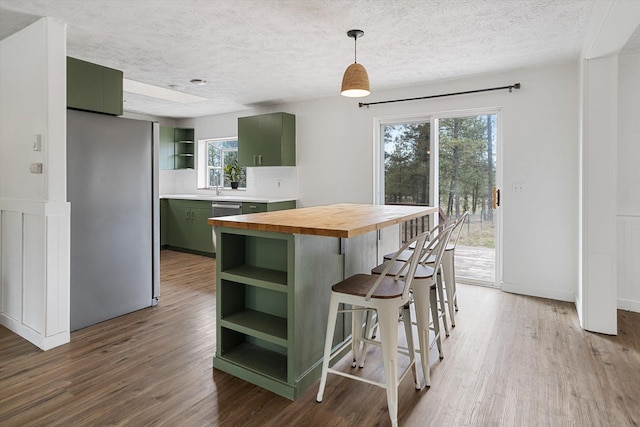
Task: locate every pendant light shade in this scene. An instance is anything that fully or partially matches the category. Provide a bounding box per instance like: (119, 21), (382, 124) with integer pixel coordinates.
(341, 29), (370, 97)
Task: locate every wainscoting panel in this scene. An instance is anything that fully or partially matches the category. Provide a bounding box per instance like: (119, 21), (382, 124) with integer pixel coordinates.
(617, 215), (640, 312)
(0, 200), (70, 350)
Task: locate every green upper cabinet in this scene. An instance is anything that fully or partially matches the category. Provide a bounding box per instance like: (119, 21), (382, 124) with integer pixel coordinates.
(159, 126), (175, 170)
(238, 112), (295, 167)
(174, 127), (195, 169)
(159, 126), (195, 170)
(67, 57), (123, 116)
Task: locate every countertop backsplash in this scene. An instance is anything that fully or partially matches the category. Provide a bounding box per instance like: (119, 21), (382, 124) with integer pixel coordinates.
(159, 166), (298, 199)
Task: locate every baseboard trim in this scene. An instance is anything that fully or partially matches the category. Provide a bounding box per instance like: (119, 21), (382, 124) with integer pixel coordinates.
(501, 281), (574, 302)
(0, 314), (69, 351)
(617, 298), (640, 313)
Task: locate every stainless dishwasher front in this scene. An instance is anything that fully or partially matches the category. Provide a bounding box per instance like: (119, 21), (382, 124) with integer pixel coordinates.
(211, 202), (242, 254)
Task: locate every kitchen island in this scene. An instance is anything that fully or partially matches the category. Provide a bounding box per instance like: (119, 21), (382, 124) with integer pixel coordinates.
(207, 203), (436, 399)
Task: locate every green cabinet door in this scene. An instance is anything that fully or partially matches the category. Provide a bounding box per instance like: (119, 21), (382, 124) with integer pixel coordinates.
(102, 66), (124, 116)
(238, 115), (260, 167)
(167, 200), (191, 249)
(160, 199), (167, 246)
(159, 126), (175, 170)
(190, 205), (215, 253)
(238, 112), (295, 167)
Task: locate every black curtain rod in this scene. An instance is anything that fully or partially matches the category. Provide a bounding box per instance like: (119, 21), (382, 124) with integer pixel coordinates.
(358, 82), (521, 108)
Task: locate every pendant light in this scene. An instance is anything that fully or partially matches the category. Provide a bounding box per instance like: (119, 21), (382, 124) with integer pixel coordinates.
(341, 29), (370, 97)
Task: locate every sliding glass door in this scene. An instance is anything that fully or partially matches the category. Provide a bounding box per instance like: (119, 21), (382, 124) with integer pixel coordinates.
(437, 114), (497, 285)
(381, 118), (432, 240)
(377, 111), (500, 287)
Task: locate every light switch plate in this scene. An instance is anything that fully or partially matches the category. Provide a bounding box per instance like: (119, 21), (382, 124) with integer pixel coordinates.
(32, 134), (43, 151)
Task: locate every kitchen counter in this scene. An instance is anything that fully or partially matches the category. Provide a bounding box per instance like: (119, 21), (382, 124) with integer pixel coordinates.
(208, 203), (434, 237)
(161, 194), (296, 203)
(210, 203), (436, 400)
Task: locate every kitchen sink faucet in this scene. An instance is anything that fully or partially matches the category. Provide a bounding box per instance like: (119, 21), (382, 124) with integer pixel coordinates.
(214, 172), (222, 195)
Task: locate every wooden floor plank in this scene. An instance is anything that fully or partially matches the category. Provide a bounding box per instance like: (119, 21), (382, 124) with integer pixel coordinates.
(1, 250), (639, 426)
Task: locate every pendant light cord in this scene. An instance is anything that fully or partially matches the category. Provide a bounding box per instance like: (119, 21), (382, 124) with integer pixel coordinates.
(354, 36), (357, 63)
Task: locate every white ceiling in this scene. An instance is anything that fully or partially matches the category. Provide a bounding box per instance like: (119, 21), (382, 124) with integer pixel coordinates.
(0, 0), (599, 119)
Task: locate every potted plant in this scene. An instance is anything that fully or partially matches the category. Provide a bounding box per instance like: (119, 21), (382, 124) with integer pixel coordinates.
(224, 160), (241, 189)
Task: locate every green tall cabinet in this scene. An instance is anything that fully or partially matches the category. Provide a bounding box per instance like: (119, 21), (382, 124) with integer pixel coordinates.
(238, 112), (295, 167)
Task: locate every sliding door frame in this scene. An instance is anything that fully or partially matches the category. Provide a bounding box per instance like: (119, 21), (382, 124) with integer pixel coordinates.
(373, 107), (503, 288)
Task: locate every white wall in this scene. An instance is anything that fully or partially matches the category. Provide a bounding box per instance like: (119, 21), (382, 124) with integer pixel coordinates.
(0, 18), (71, 350)
(617, 50), (640, 312)
(179, 62), (580, 304)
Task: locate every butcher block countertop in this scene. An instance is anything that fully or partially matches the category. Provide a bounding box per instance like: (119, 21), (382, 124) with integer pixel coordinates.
(207, 203), (436, 238)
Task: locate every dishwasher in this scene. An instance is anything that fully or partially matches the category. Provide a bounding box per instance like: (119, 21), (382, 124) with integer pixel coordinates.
(211, 201), (242, 254)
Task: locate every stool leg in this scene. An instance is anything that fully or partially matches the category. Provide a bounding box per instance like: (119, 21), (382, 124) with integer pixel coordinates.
(401, 304), (421, 390)
(443, 251), (457, 325)
(410, 282), (431, 387)
(450, 250), (459, 311)
(436, 271), (450, 337)
(377, 305), (401, 427)
(351, 306), (364, 368)
(430, 285), (444, 359)
(317, 294), (340, 403)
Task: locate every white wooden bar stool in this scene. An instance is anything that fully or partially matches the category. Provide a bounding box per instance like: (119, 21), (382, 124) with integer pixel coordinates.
(384, 212), (468, 330)
(373, 222), (455, 386)
(316, 232), (429, 427)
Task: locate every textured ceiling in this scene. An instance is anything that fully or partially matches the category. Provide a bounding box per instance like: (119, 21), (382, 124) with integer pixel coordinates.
(0, 0), (597, 118)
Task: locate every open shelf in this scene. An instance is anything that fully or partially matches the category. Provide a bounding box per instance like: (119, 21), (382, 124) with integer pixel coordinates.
(221, 265), (287, 291)
(220, 309), (287, 346)
(220, 332), (287, 382)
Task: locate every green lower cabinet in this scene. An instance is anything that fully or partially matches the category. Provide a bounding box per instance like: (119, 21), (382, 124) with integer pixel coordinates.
(160, 199), (167, 246)
(241, 200), (296, 214)
(165, 199), (214, 254)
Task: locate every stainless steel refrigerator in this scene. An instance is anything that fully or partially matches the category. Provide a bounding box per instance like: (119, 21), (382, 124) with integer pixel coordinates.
(67, 109), (160, 331)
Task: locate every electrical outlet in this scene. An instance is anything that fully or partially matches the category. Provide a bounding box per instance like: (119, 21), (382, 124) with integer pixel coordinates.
(30, 163), (43, 174)
(512, 182), (525, 193)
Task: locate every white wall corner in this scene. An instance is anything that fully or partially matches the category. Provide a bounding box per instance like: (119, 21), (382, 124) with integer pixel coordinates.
(582, 0), (640, 59)
(580, 55), (619, 335)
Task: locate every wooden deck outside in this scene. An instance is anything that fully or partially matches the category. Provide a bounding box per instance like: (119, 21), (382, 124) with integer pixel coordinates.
(455, 245), (496, 283)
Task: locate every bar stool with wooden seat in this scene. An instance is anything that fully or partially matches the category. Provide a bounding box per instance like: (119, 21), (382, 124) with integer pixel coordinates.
(384, 212), (468, 330)
(316, 232), (429, 427)
(384, 222), (452, 335)
(441, 211), (468, 314)
(372, 222), (455, 387)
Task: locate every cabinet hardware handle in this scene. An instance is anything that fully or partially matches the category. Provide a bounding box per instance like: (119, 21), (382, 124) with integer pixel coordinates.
(186, 210), (190, 220)
(258, 154), (263, 165)
(253, 155), (257, 165)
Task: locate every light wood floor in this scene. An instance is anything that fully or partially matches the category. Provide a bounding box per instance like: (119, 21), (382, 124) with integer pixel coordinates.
(1, 250), (639, 426)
